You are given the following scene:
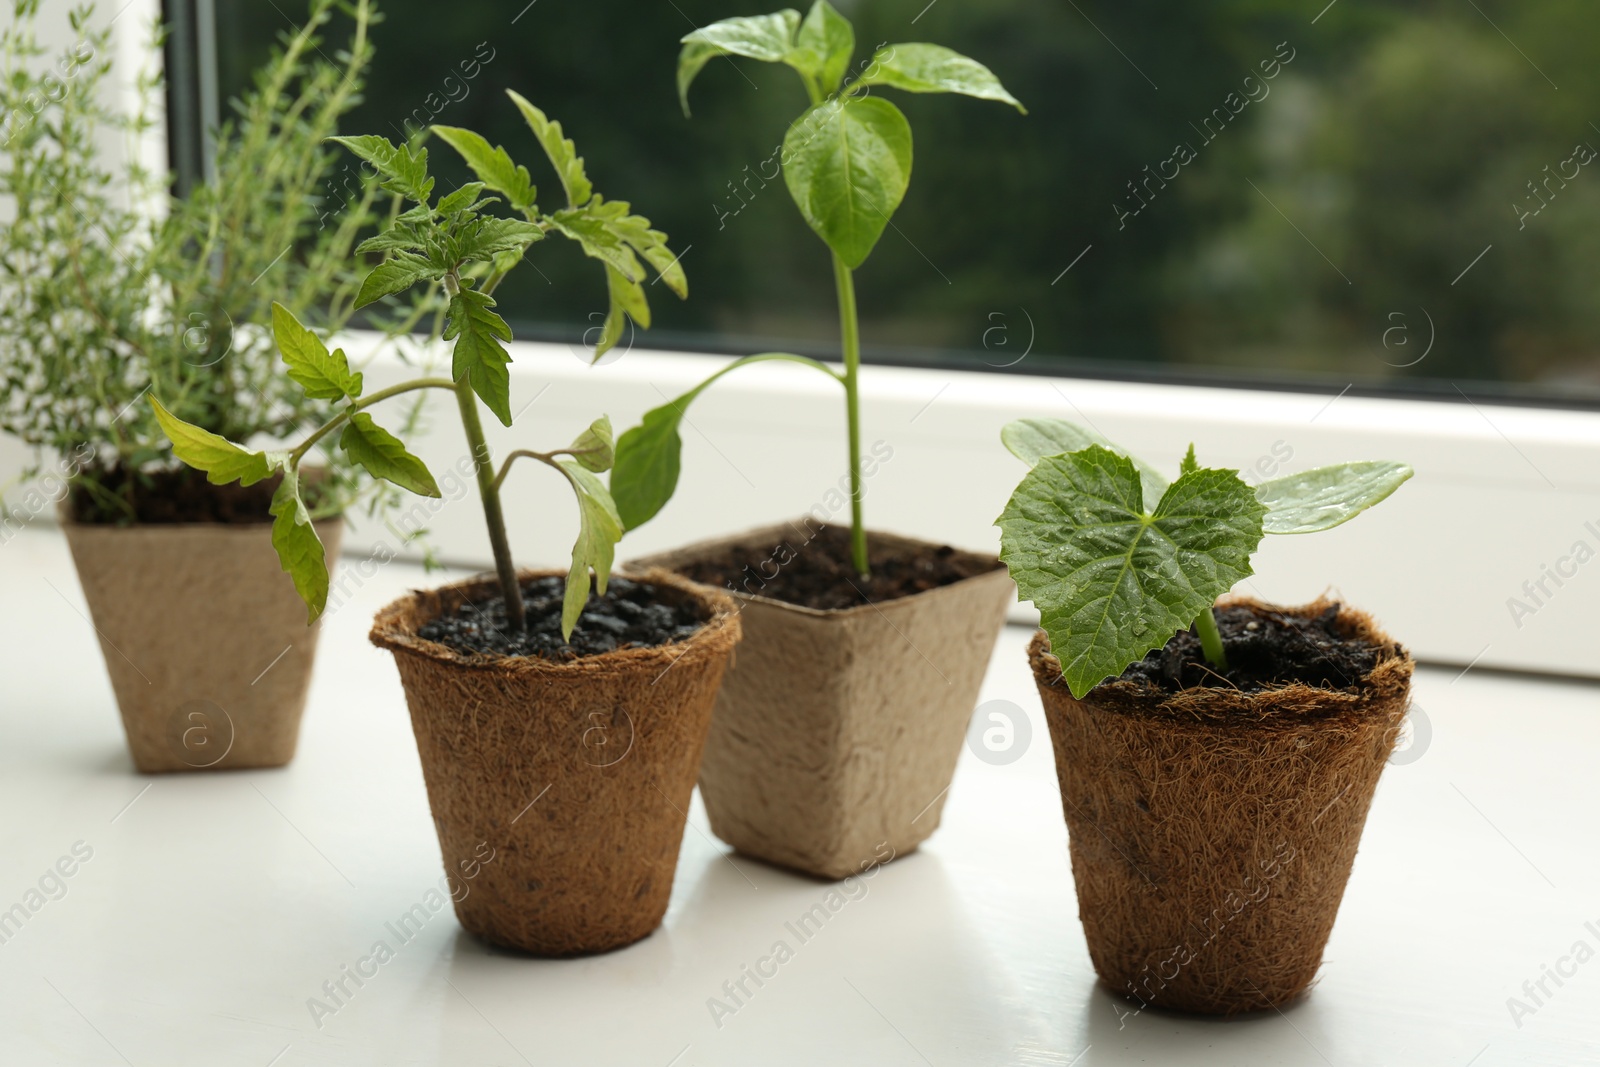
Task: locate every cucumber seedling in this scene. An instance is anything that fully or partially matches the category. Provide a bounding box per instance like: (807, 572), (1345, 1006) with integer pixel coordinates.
(611, 1), (1025, 577)
(150, 93), (686, 638)
(996, 418), (1413, 697)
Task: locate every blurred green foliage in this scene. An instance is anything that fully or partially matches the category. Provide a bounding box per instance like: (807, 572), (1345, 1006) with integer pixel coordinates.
(215, 0), (1600, 400)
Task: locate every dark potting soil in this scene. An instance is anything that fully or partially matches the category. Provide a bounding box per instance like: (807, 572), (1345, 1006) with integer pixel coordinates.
(1120, 603), (1387, 694)
(70, 465), (286, 525)
(417, 575), (708, 660)
(672, 524), (1001, 611)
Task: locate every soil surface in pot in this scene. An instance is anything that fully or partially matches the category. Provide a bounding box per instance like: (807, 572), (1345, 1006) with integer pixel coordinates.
(417, 575), (708, 659)
(1121, 602), (1386, 694)
(70, 466), (302, 525)
(673, 524), (1000, 611)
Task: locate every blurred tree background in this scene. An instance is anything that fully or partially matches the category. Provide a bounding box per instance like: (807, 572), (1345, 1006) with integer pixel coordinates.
(209, 0), (1600, 402)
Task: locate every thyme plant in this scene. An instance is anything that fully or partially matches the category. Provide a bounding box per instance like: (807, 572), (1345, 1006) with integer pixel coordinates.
(153, 95), (686, 635)
(611, 0), (1025, 577)
(0, 0), (407, 522)
(996, 418), (1413, 697)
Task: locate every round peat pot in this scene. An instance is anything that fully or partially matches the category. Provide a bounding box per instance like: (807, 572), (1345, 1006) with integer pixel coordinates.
(369, 569), (740, 955)
(632, 520), (1014, 881)
(61, 510), (342, 773)
(1029, 597), (1412, 1015)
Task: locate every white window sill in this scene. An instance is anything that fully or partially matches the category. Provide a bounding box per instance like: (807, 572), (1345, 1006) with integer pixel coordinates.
(8, 334), (1599, 678)
(2, 529), (1595, 1064)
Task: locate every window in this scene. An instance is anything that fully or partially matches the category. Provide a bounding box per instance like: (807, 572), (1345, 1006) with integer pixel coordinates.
(188, 0), (1600, 407)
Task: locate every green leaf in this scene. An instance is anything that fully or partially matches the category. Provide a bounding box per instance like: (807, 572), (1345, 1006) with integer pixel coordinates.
(791, 0), (854, 93)
(269, 467), (330, 624)
(684, 9), (801, 60)
(355, 224), (425, 256)
(328, 135), (434, 204)
(353, 252), (442, 310)
(997, 446), (1265, 698)
(569, 416), (615, 473)
(339, 412), (440, 498)
(507, 91), (592, 208)
(434, 181), (485, 216)
(595, 203), (688, 299)
(782, 95), (912, 269)
(1000, 417), (1168, 512)
(431, 125), (536, 211)
(676, 40), (725, 116)
(857, 42), (1027, 112)
(444, 288), (514, 426)
(148, 396), (272, 486)
(1180, 443), (1198, 476)
(271, 302), (363, 400)
(611, 390), (697, 530)
(554, 459), (623, 641)
(453, 216), (544, 263)
(1256, 461), (1414, 535)
(549, 206), (645, 282)
(677, 9), (805, 113)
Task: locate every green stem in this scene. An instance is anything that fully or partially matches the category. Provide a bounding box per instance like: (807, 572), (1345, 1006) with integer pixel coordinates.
(289, 377), (456, 464)
(830, 252), (869, 578)
(1194, 604), (1229, 671)
(456, 379), (525, 630)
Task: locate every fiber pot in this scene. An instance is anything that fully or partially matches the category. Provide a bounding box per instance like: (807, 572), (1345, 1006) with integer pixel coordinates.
(1030, 597), (1412, 1015)
(633, 520), (1014, 880)
(61, 509), (342, 774)
(369, 568), (740, 955)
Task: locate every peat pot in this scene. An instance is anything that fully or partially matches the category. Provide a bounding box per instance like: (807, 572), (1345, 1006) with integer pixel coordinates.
(1029, 597), (1413, 1015)
(61, 509), (342, 773)
(634, 521), (1014, 880)
(369, 569), (740, 955)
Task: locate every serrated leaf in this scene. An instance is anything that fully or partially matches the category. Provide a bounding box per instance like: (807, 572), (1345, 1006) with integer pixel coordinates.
(433, 124), (537, 212)
(569, 416), (615, 473)
(507, 90), (592, 208)
(997, 446), (1265, 698)
(549, 205), (647, 282)
(857, 42), (1027, 112)
(603, 207), (688, 300)
(434, 181), (485, 216)
(583, 265), (638, 365)
(353, 252), (442, 310)
(149, 396), (272, 486)
(782, 95), (912, 269)
(555, 458), (623, 641)
(269, 467), (329, 624)
(1000, 417), (1168, 512)
(791, 0), (854, 93)
(453, 216), (543, 263)
(444, 288), (513, 426)
(272, 302), (364, 400)
(339, 412), (440, 497)
(355, 225), (425, 256)
(1180, 444), (1198, 476)
(1257, 461), (1414, 535)
(328, 134), (434, 204)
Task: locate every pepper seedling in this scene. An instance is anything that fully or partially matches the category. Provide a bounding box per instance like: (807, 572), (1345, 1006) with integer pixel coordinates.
(610, 1), (1025, 577)
(149, 93), (685, 638)
(996, 418), (1413, 698)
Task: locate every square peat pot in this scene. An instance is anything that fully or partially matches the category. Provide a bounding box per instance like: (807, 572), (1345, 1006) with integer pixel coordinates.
(60, 511), (341, 773)
(630, 520), (1014, 880)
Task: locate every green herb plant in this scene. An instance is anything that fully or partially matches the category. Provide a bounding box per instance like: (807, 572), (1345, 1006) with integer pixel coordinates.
(0, 0), (413, 522)
(996, 418), (1413, 697)
(151, 94), (686, 636)
(611, 1), (1025, 576)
